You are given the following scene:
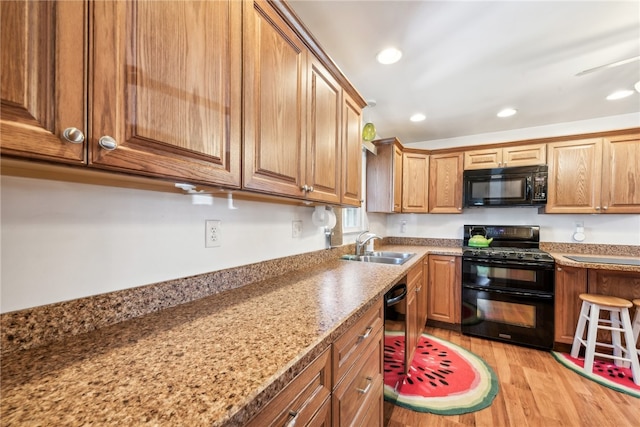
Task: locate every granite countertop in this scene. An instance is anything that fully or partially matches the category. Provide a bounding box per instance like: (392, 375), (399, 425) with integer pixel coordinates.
(0, 245), (460, 426)
(550, 253), (640, 273)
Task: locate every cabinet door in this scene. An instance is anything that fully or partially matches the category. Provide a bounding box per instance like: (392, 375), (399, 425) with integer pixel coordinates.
(419, 256), (429, 328)
(91, 0), (241, 187)
(341, 92), (362, 207)
(502, 143), (546, 167)
(402, 151), (429, 213)
(305, 57), (341, 203)
(1, 1), (86, 164)
(463, 148), (501, 170)
(428, 152), (463, 213)
(406, 262), (423, 368)
(427, 255), (461, 324)
(601, 134), (640, 213)
(546, 138), (602, 213)
(243, 0), (307, 197)
(554, 265), (587, 345)
(393, 144), (403, 212)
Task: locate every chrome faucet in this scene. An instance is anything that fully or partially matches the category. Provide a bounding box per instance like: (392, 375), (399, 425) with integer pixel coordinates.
(355, 231), (382, 256)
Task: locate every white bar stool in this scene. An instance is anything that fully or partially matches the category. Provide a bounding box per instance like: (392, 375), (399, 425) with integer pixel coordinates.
(570, 293), (640, 386)
(633, 299), (640, 352)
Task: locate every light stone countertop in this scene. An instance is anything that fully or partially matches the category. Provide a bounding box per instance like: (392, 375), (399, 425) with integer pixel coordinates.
(550, 253), (640, 273)
(0, 245), (460, 427)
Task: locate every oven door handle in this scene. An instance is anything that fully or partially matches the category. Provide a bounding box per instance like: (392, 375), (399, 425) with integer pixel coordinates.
(463, 284), (554, 299)
(463, 258), (554, 269)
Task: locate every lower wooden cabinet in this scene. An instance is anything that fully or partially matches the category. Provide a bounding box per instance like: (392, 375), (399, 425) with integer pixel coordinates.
(427, 255), (461, 325)
(332, 338), (383, 426)
(418, 256), (429, 329)
(553, 265), (587, 345)
(246, 347), (332, 427)
(332, 300), (383, 384)
(554, 265), (640, 348)
(406, 260), (424, 366)
(332, 300), (384, 427)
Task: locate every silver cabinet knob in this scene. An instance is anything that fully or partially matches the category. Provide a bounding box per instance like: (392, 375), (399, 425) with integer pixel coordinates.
(62, 127), (85, 144)
(603, 206), (608, 210)
(300, 185), (309, 192)
(308, 186), (314, 192)
(557, 267), (562, 271)
(98, 136), (118, 151)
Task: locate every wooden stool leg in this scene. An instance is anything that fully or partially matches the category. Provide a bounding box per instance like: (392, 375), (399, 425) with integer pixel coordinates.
(621, 309), (640, 386)
(610, 310), (623, 367)
(584, 303), (600, 373)
(571, 301), (590, 358)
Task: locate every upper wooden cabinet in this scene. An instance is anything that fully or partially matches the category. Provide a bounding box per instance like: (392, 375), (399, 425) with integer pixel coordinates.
(341, 92), (363, 206)
(1, 1), (86, 165)
(243, 0), (362, 205)
(546, 134), (639, 214)
(366, 138), (403, 212)
(242, 0), (307, 199)
(429, 152), (463, 213)
(91, 0), (242, 187)
(402, 150), (429, 213)
(546, 138), (602, 213)
(2, 0), (364, 207)
(601, 134), (640, 213)
(464, 143), (546, 170)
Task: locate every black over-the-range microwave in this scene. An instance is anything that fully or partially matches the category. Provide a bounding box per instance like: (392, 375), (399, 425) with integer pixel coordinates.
(463, 165), (548, 207)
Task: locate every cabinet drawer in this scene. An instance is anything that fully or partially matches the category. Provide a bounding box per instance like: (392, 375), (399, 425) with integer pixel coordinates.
(357, 380), (383, 427)
(332, 335), (383, 427)
(247, 347), (331, 427)
(332, 300), (383, 385)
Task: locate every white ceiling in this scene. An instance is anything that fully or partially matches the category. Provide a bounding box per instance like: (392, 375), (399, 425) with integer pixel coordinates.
(288, 0), (640, 144)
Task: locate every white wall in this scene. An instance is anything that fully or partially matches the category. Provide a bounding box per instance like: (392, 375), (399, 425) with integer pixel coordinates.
(0, 176), (336, 313)
(387, 208), (640, 245)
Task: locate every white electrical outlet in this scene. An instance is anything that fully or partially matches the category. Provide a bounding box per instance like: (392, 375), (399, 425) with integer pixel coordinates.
(205, 220), (221, 247)
(292, 220), (302, 238)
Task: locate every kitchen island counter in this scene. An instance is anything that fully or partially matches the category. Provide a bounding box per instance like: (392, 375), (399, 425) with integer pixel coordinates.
(1, 245), (460, 426)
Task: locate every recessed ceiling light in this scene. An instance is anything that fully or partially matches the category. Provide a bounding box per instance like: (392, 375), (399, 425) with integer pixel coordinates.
(606, 90), (634, 100)
(635, 81), (640, 93)
(376, 47), (402, 65)
(497, 108), (517, 118)
(410, 113), (426, 122)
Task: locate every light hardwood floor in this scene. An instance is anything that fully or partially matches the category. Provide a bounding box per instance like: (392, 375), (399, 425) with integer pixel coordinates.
(384, 327), (640, 427)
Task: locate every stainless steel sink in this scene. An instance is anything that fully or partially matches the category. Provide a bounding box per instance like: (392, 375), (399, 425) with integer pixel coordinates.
(340, 252), (416, 265)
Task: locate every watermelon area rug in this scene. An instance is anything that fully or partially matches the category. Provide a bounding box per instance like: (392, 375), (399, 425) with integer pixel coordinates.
(384, 331), (499, 415)
(552, 352), (640, 398)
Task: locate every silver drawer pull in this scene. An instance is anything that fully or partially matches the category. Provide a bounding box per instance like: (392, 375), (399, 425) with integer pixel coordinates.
(359, 326), (373, 341)
(357, 377), (373, 394)
(284, 410), (299, 427)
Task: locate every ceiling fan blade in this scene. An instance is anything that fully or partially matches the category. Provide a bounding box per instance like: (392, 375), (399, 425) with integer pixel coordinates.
(576, 55), (640, 76)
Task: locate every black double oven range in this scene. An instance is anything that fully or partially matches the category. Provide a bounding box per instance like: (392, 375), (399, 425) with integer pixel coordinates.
(461, 225), (555, 350)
